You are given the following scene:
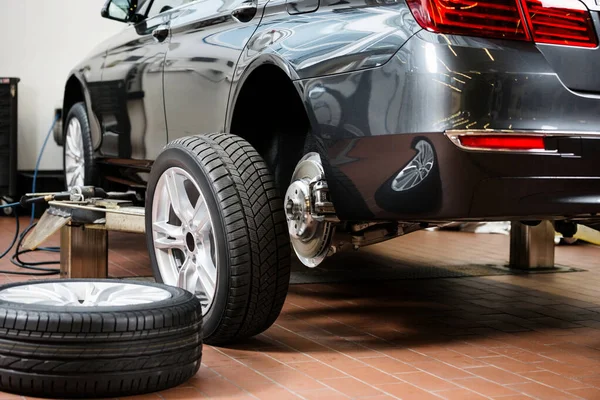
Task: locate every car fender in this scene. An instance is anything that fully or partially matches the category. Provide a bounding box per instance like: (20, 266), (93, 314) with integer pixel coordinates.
(227, 0), (422, 135)
(225, 51), (304, 132)
(63, 71), (103, 151)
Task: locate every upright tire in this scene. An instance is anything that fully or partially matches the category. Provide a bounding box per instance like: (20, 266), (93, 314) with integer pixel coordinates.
(63, 102), (96, 190)
(0, 279), (203, 399)
(146, 133), (291, 345)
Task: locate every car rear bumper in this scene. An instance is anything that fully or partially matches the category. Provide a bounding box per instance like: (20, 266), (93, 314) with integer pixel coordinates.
(322, 131), (600, 221)
(299, 31), (600, 221)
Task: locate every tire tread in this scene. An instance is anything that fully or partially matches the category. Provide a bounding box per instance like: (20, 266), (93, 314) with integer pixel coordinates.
(164, 133), (291, 344)
(0, 281), (202, 398)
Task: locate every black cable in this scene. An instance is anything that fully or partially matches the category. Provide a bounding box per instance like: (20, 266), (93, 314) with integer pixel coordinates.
(0, 214), (60, 275)
(0, 208), (19, 260)
(0, 115), (61, 276)
(9, 221), (60, 275)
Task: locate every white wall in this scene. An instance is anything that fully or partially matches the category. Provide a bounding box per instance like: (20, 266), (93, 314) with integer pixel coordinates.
(0, 0), (124, 171)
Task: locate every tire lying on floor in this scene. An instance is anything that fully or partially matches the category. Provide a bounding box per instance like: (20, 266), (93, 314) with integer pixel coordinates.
(0, 279), (202, 399)
(145, 133), (291, 345)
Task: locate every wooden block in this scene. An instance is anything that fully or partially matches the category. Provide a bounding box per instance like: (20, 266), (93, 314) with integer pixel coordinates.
(60, 224), (108, 279)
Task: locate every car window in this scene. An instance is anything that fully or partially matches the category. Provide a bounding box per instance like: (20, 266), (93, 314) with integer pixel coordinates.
(136, 0), (152, 16)
(147, 0), (194, 17)
(108, 0), (130, 20)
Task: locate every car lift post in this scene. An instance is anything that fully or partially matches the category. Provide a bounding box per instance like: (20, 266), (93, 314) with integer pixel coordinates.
(509, 221), (555, 269)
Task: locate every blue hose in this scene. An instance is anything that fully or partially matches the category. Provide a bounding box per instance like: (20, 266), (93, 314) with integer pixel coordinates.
(0, 115), (61, 274)
(30, 114), (59, 225)
(0, 202), (19, 209)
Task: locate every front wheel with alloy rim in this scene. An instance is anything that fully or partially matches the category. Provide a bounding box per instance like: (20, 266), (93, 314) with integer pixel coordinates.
(63, 102), (96, 190)
(146, 133), (291, 345)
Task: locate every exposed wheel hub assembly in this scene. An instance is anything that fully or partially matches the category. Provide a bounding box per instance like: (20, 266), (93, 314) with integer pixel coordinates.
(284, 153), (335, 268)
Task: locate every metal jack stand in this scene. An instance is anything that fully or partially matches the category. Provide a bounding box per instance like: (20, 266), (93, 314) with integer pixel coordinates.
(509, 221), (555, 269)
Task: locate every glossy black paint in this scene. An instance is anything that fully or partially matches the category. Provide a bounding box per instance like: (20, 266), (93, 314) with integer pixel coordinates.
(163, 0), (263, 142)
(299, 30), (600, 220)
(62, 0), (600, 222)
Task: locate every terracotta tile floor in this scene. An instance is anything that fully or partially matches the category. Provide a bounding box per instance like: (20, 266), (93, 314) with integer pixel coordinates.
(2, 217), (600, 399)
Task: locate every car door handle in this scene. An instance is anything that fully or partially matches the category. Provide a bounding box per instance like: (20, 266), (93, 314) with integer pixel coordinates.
(231, 2), (257, 23)
(152, 25), (170, 42)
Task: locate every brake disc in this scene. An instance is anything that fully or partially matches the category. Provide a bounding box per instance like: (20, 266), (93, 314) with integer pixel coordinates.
(284, 153), (334, 268)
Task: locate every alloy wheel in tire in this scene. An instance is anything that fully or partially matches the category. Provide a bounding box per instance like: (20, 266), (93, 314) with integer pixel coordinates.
(151, 166), (218, 314)
(64, 117), (85, 189)
(0, 279), (203, 399)
(146, 134), (291, 345)
(391, 139), (435, 192)
(0, 281), (172, 306)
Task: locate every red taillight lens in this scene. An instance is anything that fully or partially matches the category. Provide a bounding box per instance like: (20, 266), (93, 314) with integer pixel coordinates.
(406, 0), (529, 41)
(407, 0), (598, 48)
(521, 0), (597, 48)
(458, 135), (546, 150)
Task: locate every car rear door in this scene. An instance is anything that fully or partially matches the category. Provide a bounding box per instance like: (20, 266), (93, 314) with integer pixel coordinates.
(162, 0), (265, 141)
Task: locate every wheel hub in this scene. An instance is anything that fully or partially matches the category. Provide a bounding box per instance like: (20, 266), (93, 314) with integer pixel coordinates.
(185, 232), (196, 252)
(284, 153), (334, 268)
(285, 179), (317, 240)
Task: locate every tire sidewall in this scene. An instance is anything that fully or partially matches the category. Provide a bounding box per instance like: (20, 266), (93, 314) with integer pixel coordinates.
(0, 278), (203, 398)
(146, 145), (231, 339)
(63, 102), (96, 190)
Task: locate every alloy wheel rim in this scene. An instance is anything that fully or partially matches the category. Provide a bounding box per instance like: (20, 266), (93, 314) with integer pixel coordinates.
(64, 118), (85, 189)
(152, 167), (218, 315)
(0, 282), (171, 307)
(391, 140), (435, 192)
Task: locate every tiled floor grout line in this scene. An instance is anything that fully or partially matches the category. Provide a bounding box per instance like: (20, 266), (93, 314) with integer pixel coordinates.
(202, 356), (268, 399)
(283, 295), (592, 400)
(107, 250), (149, 277)
(201, 365), (262, 399)
(461, 360), (591, 399)
(261, 330), (407, 399)
(281, 310), (598, 400)
(265, 325), (459, 400)
(251, 337), (373, 399)
(283, 301), (406, 352)
(211, 346), (309, 399)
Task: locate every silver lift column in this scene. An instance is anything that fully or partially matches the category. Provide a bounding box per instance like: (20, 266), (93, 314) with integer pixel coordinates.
(509, 221), (555, 269)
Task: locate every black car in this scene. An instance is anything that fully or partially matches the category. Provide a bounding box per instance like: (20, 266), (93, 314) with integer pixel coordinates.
(59, 0), (600, 343)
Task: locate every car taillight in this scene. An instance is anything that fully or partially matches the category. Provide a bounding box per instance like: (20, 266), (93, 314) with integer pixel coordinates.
(406, 0), (530, 41)
(521, 0), (597, 48)
(458, 135), (546, 150)
(406, 0), (597, 48)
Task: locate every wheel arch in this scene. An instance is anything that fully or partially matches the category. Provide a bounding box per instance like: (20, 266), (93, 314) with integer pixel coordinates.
(62, 73), (102, 150)
(225, 54), (303, 132)
(226, 57), (316, 191)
